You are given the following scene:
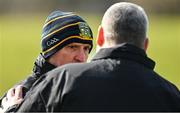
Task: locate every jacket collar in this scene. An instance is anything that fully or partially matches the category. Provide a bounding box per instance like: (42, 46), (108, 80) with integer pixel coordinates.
(92, 44), (155, 70)
(32, 54), (56, 78)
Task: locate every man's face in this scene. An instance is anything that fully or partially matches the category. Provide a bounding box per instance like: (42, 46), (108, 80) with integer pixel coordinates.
(48, 43), (91, 66)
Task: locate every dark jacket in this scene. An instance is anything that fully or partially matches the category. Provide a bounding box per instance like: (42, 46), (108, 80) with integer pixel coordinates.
(17, 44), (180, 112)
(0, 54), (56, 111)
(19, 54), (56, 92)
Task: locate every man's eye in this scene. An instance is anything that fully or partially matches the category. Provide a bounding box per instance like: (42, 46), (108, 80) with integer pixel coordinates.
(68, 45), (77, 49)
(84, 46), (91, 52)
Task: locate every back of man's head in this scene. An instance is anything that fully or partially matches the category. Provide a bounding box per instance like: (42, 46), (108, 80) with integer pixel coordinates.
(101, 2), (148, 48)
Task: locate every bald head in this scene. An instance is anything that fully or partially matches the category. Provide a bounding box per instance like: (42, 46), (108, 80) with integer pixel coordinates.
(101, 2), (148, 48)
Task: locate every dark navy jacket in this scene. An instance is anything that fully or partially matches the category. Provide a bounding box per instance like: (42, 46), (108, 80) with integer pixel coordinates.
(17, 44), (180, 112)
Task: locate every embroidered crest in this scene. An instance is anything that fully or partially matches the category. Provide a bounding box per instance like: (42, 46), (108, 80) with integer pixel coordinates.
(79, 22), (92, 39)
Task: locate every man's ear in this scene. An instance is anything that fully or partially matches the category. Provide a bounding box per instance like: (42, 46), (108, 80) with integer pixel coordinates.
(144, 38), (149, 51)
(96, 26), (104, 47)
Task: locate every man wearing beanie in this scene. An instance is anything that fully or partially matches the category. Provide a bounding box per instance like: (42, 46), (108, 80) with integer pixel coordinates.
(10, 2), (180, 112)
(0, 10), (93, 112)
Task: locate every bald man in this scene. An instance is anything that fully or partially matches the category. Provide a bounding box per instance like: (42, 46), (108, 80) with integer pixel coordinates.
(12, 2), (180, 112)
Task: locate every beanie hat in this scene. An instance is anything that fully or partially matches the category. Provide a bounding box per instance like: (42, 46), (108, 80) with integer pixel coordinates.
(41, 10), (93, 59)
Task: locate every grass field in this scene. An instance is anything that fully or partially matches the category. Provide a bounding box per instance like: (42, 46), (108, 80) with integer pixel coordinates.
(0, 13), (180, 96)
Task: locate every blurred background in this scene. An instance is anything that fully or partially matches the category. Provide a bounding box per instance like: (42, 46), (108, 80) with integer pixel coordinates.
(0, 0), (180, 96)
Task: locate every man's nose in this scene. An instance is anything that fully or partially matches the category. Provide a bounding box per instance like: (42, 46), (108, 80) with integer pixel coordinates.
(75, 50), (87, 62)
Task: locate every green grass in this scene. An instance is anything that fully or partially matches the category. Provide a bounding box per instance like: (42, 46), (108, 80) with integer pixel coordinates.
(0, 14), (180, 96)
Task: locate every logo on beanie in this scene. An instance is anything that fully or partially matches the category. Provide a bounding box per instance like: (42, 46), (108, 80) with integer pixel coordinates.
(79, 22), (92, 39)
(47, 38), (60, 47)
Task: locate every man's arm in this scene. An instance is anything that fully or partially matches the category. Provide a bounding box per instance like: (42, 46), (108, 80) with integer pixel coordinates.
(0, 74), (38, 112)
(15, 67), (69, 112)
